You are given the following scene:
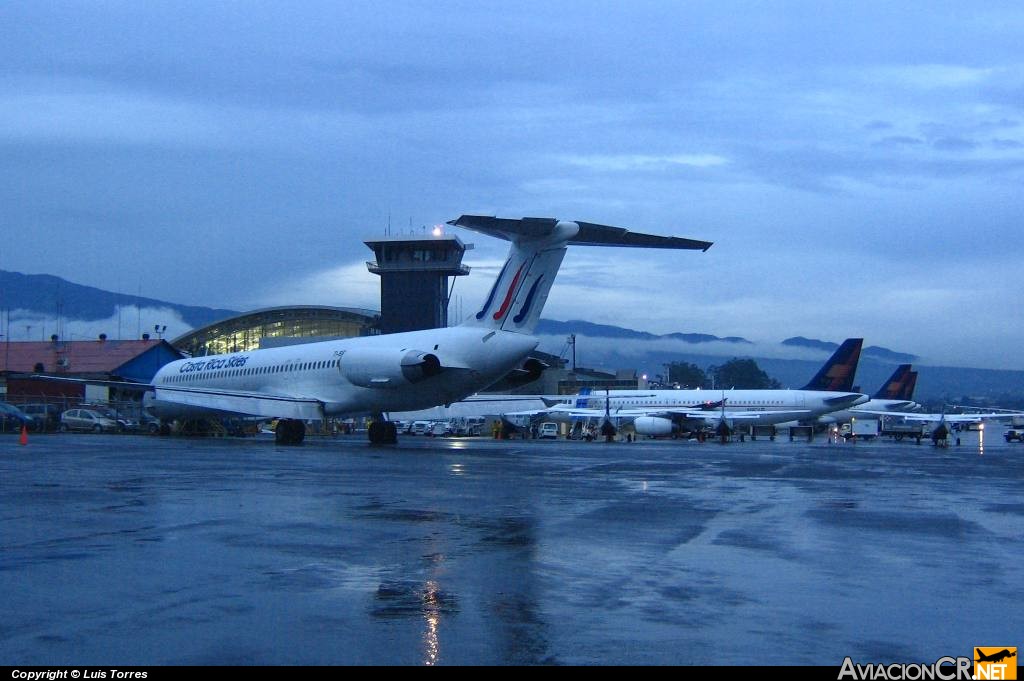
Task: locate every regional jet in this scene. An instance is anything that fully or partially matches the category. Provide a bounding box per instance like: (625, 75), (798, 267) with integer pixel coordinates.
(61, 216), (711, 444)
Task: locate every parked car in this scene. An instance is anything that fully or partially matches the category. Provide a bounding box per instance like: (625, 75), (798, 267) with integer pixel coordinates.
(539, 422), (559, 439)
(141, 414), (162, 434)
(1005, 428), (1023, 443)
(20, 404), (62, 432)
(60, 408), (120, 433)
(0, 402), (32, 433)
(79, 405), (140, 432)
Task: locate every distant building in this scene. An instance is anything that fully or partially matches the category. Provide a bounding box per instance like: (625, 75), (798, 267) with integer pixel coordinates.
(1, 337), (184, 405)
(555, 367), (644, 394)
(171, 305), (380, 357)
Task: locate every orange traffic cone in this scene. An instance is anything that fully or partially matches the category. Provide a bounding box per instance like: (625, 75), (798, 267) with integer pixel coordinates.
(19, 424), (28, 446)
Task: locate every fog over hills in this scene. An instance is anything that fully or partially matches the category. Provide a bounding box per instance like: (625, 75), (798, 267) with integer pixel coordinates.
(0, 270), (237, 337)
(3, 269), (1021, 401)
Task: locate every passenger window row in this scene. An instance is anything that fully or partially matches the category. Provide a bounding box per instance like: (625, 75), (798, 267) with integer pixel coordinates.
(163, 359), (340, 383)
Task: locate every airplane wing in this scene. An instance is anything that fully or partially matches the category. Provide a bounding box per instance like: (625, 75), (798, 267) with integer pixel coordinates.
(502, 406), (604, 419)
(153, 386), (326, 420)
(460, 394), (558, 404)
(650, 408), (812, 423)
(31, 375), (153, 391)
(857, 410), (1024, 422)
(34, 373), (325, 420)
(507, 405), (814, 425)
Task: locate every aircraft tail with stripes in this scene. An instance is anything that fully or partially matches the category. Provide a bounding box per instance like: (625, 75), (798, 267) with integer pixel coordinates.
(448, 216), (711, 335)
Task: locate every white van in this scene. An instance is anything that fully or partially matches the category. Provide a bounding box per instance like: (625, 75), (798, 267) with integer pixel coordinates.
(539, 422), (559, 439)
(427, 421), (451, 437)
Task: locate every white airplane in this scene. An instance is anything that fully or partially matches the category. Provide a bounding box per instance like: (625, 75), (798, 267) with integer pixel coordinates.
(510, 340), (870, 437)
(138, 216), (711, 444)
(528, 387), (869, 438)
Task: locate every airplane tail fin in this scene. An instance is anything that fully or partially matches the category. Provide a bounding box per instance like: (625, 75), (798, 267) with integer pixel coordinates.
(801, 338), (863, 391)
(873, 364), (913, 400)
(449, 215), (711, 334)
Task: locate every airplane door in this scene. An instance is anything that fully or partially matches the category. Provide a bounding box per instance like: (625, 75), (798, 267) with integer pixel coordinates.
(796, 392), (805, 408)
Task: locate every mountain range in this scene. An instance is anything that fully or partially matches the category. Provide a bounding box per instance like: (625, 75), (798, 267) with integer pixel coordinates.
(0, 270), (238, 330)
(2, 268), (1021, 401)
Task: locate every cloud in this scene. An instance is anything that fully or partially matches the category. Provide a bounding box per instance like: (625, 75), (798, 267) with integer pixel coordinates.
(931, 136), (980, 152)
(5, 306), (191, 342)
(867, 64), (995, 90)
(875, 135), (924, 147)
(535, 334), (845, 368)
(558, 153), (730, 172)
(251, 261), (383, 311)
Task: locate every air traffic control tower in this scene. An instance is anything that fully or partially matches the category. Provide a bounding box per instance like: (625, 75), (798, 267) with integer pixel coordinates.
(365, 232), (471, 334)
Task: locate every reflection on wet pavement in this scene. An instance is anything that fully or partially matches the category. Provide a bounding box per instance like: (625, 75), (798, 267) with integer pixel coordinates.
(0, 430), (1020, 664)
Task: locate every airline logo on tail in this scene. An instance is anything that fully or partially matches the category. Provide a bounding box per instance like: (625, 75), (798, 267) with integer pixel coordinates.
(466, 246), (567, 333)
(875, 364), (913, 400)
(476, 259), (514, 320)
(491, 261), (526, 321)
(802, 338), (863, 392)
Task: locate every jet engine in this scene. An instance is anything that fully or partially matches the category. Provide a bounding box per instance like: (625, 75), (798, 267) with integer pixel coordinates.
(633, 416), (675, 437)
(339, 348), (443, 389)
(483, 357), (548, 392)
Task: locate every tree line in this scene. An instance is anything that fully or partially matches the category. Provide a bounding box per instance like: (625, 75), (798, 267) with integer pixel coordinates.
(665, 359), (781, 390)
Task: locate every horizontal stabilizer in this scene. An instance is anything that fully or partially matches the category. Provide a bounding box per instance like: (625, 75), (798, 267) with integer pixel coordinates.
(447, 215), (712, 251)
(572, 221), (712, 250)
(823, 393), (864, 406)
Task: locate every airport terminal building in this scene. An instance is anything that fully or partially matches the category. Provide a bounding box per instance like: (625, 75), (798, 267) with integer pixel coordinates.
(171, 305), (380, 356)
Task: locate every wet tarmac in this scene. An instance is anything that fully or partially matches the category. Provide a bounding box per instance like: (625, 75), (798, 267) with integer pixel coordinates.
(1, 430), (1021, 665)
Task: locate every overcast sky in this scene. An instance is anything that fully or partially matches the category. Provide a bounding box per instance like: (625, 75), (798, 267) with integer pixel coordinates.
(2, 1), (1022, 368)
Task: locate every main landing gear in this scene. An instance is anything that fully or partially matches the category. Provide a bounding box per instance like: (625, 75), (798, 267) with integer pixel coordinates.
(368, 417), (398, 445)
(275, 418), (306, 446)
(600, 419), (617, 443)
(716, 420), (732, 444)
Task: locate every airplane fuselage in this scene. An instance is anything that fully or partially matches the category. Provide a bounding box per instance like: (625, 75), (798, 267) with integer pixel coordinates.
(148, 326), (538, 419)
(543, 388), (868, 427)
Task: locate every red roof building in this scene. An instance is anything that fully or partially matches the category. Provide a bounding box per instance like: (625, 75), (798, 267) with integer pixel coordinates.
(1, 338), (184, 403)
